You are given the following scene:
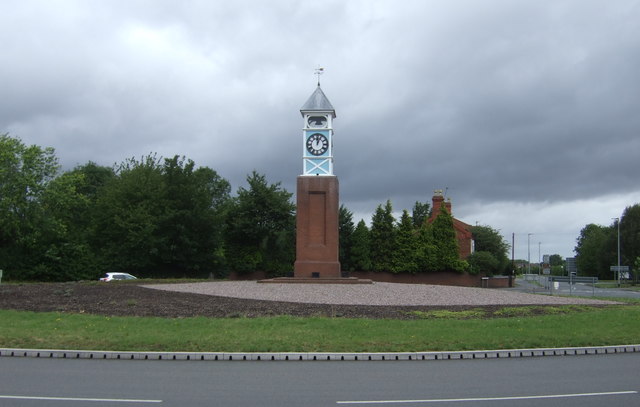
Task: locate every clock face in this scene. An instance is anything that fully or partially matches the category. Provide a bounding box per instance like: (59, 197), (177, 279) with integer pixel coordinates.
(307, 115), (328, 128)
(306, 133), (329, 156)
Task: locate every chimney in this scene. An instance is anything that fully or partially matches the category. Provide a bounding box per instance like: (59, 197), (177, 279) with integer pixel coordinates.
(430, 189), (453, 220)
(432, 189), (445, 217)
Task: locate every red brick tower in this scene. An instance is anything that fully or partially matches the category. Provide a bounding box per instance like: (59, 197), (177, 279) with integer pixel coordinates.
(294, 85), (341, 278)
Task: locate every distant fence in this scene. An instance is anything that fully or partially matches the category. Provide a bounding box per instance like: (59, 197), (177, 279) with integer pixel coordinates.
(549, 275), (598, 296)
(549, 276), (598, 284)
(521, 274), (599, 296)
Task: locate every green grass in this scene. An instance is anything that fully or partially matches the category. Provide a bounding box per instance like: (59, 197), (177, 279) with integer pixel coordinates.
(1, 305), (639, 353)
(404, 309), (488, 319)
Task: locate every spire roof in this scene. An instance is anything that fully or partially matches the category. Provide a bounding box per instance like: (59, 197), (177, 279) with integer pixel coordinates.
(301, 85), (335, 113)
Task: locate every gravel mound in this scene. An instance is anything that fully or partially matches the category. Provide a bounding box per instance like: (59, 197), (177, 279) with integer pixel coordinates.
(145, 281), (616, 306)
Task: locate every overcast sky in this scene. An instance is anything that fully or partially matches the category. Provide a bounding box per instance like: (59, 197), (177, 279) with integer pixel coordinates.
(3, 0), (640, 261)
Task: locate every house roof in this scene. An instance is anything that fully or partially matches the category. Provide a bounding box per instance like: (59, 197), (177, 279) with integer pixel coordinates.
(301, 85), (335, 113)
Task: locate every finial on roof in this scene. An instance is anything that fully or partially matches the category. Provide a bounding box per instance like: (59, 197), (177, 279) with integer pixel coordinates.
(315, 67), (324, 86)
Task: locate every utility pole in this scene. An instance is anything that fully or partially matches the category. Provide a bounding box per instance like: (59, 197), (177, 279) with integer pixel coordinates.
(511, 232), (515, 273)
(614, 217), (621, 287)
(538, 241), (541, 276)
(527, 233), (532, 275)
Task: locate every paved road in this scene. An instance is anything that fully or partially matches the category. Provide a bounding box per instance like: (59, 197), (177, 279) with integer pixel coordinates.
(511, 277), (640, 300)
(1, 354), (638, 406)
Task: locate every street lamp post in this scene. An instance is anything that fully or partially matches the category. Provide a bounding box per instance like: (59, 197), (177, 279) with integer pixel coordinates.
(538, 241), (541, 276)
(527, 233), (532, 275)
(614, 217), (621, 287)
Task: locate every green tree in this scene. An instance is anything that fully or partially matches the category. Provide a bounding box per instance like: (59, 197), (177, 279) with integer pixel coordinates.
(415, 222), (437, 271)
(92, 155), (168, 275)
(471, 225), (510, 274)
(548, 254), (565, 275)
(467, 251), (499, 275)
(412, 201), (430, 229)
(157, 156), (230, 276)
(549, 254), (564, 267)
(92, 155), (230, 278)
(224, 171), (295, 276)
(339, 205), (355, 272)
(350, 220), (372, 271)
(575, 223), (615, 279)
(33, 171), (96, 281)
(66, 162), (115, 235)
(393, 210), (419, 273)
(0, 134), (59, 278)
(370, 200), (396, 272)
(620, 204), (640, 267)
(69, 161), (115, 201)
(431, 204), (467, 272)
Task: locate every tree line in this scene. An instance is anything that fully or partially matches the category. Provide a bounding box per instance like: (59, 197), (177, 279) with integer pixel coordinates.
(574, 205), (640, 280)
(339, 201), (510, 276)
(1, 134), (510, 281)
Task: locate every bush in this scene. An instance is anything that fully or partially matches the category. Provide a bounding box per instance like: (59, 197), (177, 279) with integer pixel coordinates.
(468, 251), (499, 275)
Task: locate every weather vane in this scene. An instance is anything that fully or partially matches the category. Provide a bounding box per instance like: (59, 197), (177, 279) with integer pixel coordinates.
(315, 67), (324, 86)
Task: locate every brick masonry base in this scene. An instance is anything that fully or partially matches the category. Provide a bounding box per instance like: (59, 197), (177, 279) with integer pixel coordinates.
(294, 176), (341, 278)
(350, 271), (512, 288)
(229, 271), (512, 288)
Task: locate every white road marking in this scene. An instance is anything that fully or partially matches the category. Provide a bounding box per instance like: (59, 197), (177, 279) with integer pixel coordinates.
(337, 390), (638, 404)
(0, 395), (162, 403)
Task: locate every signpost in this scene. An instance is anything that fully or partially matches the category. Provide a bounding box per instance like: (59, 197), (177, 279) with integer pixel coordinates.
(541, 254), (550, 275)
(566, 257), (577, 276)
(610, 266), (630, 272)
(610, 265), (630, 281)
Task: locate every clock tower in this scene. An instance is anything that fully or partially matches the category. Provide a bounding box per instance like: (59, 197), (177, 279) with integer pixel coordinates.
(294, 84), (341, 278)
(300, 85), (335, 176)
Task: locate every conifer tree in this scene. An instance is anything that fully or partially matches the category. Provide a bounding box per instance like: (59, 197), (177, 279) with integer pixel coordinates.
(431, 204), (462, 271)
(339, 205), (355, 271)
(412, 201), (430, 229)
(415, 221), (437, 271)
(370, 200), (396, 271)
(350, 219), (372, 271)
(393, 210), (419, 273)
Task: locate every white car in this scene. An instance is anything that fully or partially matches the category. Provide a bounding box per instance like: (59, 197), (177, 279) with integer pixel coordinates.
(99, 272), (137, 282)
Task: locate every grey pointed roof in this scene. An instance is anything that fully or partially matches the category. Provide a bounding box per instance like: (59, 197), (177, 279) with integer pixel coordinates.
(301, 85), (335, 113)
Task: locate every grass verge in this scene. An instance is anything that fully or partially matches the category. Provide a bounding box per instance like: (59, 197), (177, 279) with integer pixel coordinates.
(1, 305), (639, 353)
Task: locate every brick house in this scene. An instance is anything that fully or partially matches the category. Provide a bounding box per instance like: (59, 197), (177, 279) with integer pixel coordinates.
(427, 190), (474, 259)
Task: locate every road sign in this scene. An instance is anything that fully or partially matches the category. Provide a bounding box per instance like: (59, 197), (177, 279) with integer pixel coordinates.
(610, 266), (629, 272)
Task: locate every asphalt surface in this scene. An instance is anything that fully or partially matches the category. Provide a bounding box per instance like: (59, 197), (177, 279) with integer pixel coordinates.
(510, 276), (640, 300)
(1, 354), (638, 406)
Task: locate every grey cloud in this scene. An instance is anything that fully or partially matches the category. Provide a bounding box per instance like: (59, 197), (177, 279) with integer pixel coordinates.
(2, 0), (639, 257)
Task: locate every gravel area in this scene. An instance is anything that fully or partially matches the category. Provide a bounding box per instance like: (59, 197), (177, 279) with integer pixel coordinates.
(145, 281), (616, 306)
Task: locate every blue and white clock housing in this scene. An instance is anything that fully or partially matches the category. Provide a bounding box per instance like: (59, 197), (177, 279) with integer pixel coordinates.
(300, 85), (335, 176)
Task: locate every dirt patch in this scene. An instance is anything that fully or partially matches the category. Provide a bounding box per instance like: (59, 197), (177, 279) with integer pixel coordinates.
(0, 282), (608, 320)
